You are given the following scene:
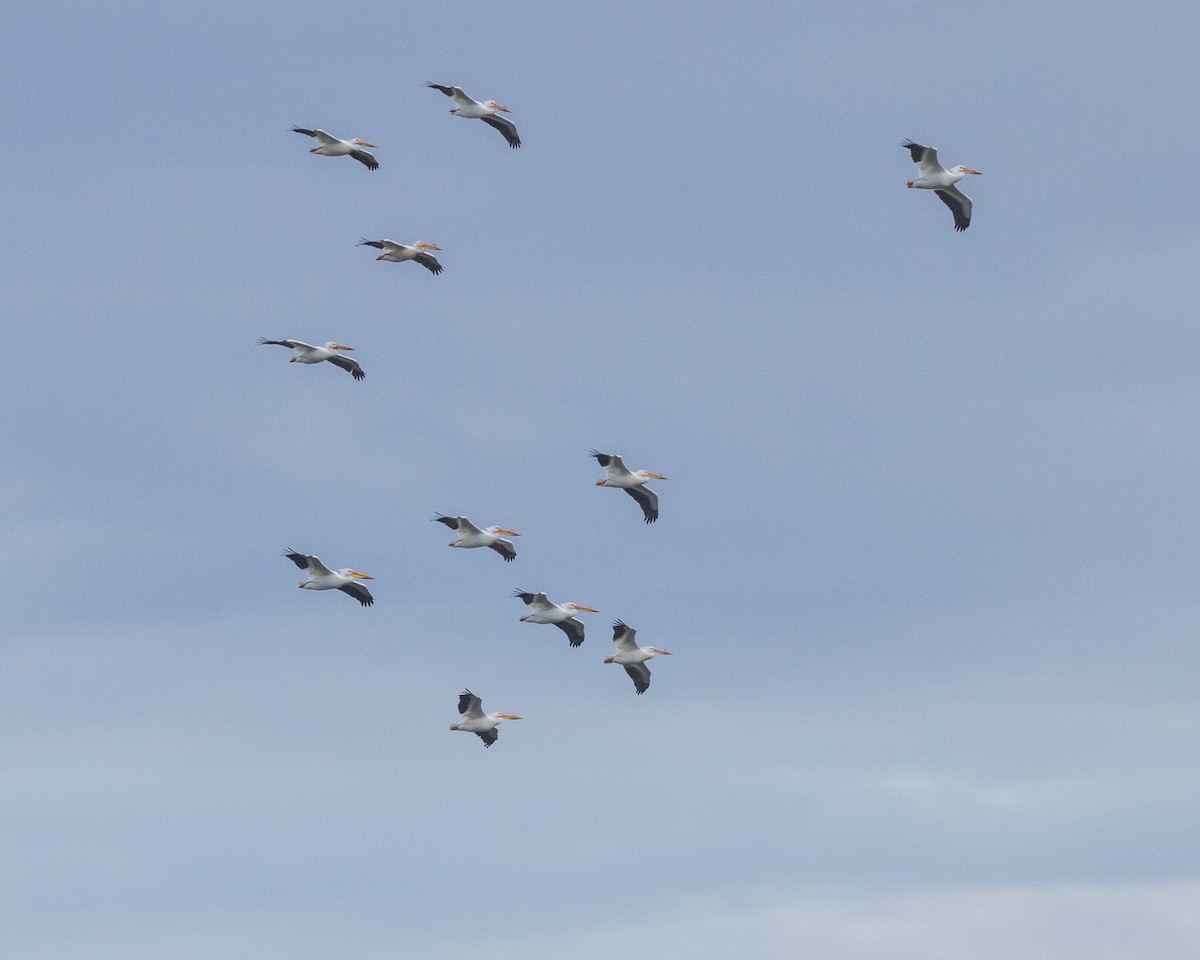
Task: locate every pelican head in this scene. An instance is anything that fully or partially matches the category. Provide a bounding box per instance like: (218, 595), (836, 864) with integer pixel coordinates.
(494, 713), (522, 720)
(416, 241), (442, 251)
(485, 101), (511, 113)
(647, 646), (673, 656)
(952, 166), (983, 175)
(352, 138), (376, 148)
(638, 471), (668, 480)
(489, 527), (521, 537)
(339, 569), (374, 579)
(325, 342), (354, 351)
(566, 603), (599, 613)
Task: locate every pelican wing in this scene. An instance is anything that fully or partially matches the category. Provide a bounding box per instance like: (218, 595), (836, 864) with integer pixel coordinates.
(258, 338), (306, 350)
(476, 728), (498, 748)
(935, 185), (973, 232)
(426, 83), (473, 106)
(555, 618), (585, 648)
(433, 514), (465, 531)
(292, 127), (339, 147)
(612, 619), (640, 653)
(488, 539), (516, 562)
(625, 485), (659, 524)
(623, 662), (651, 695)
(902, 140), (947, 176)
(458, 689), (485, 719)
(349, 149), (379, 171)
(358, 238), (403, 253)
(327, 354), (365, 380)
(285, 549), (333, 577)
(513, 590), (551, 610)
(480, 114), (521, 149)
(337, 581), (374, 607)
(413, 252), (444, 275)
(590, 450), (632, 480)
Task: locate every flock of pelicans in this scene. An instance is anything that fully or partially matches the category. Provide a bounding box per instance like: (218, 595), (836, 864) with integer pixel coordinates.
(267, 84), (986, 746)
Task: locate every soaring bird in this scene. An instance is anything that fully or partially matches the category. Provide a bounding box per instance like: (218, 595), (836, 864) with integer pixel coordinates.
(257, 339), (365, 380)
(284, 549), (375, 606)
(426, 84), (521, 149)
(591, 450), (668, 524)
(433, 515), (520, 561)
(902, 140), (983, 231)
(604, 620), (672, 695)
(291, 127), (379, 170)
(357, 239), (444, 274)
(450, 689), (521, 748)
(513, 590), (597, 647)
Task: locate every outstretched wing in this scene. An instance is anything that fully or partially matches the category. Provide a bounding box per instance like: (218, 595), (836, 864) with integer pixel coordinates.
(935, 184), (972, 232)
(284, 549), (332, 577)
(414, 252), (444, 275)
(458, 689), (484, 719)
(625, 485), (659, 523)
(349, 149), (379, 171)
(480, 114), (521, 149)
(488, 539), (516, 562)
(292, 127), (339, 147)
(327, 355), (365, 380)
(513, 589), (546, 607)
(624, 662), (651, 695)
(612, 619), (639, 653)
(426, 83), (468, 102)
(902, 139), (947, 177)
(337, 581), (374, 607)
(476, 728), (498, 747)
(554, 618), (585, 648)
(258, 338), (303, 349)
(433, 514), (464, 531)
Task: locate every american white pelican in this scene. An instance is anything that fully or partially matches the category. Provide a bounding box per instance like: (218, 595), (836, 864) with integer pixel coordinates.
(450, 689), (521, 748)
(291, 127), (379, 170)
(903, 140), (983, 232)
(604, 620), (672, 695)
(513, 590), (598, 647)
(258, 339), (365, 380)
(426, 84), (521, 149)
(357, 238), (444, 274)
(590, 450), (668, 524)
(433, 514), (519, 561)
(284, 549), (375, 606)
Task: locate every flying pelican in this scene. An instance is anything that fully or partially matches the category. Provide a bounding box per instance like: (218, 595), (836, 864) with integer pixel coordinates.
(604, 620), (672, 695)
(426, 84), (521, 149)
(257, 339), (365, 380)
(291, 127), (379, 170)
(284, 549), (375, 606)
(450, 689), (521, 748)
(357, 239), (444, 274)
(591, 450), (668, 524)
(513, 590), (598, 647)
(433, 515), (520, 561)
(902, 140), (983, 231)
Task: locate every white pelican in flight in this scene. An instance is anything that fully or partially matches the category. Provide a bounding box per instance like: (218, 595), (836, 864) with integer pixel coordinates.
(284, 549), (375, 606)
(258, 339), (365, 380)
(291, 127), (379, 170)
(903, 140), (983, 232)
(513, 590), (598, 647)
(426, 84), (521, 149)
(433, 514), (520, 561)
(450, 689), (521, 748)
(604, 620), (672, 696)
(357, 239), (444, 274)
(591, 450), (668, 524)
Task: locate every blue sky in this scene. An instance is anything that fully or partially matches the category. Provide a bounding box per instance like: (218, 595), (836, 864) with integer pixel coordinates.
(3, 1), (1199, 957)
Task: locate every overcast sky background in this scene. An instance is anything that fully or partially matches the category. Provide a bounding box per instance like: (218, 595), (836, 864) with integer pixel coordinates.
(3, 1), (1199, 957)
